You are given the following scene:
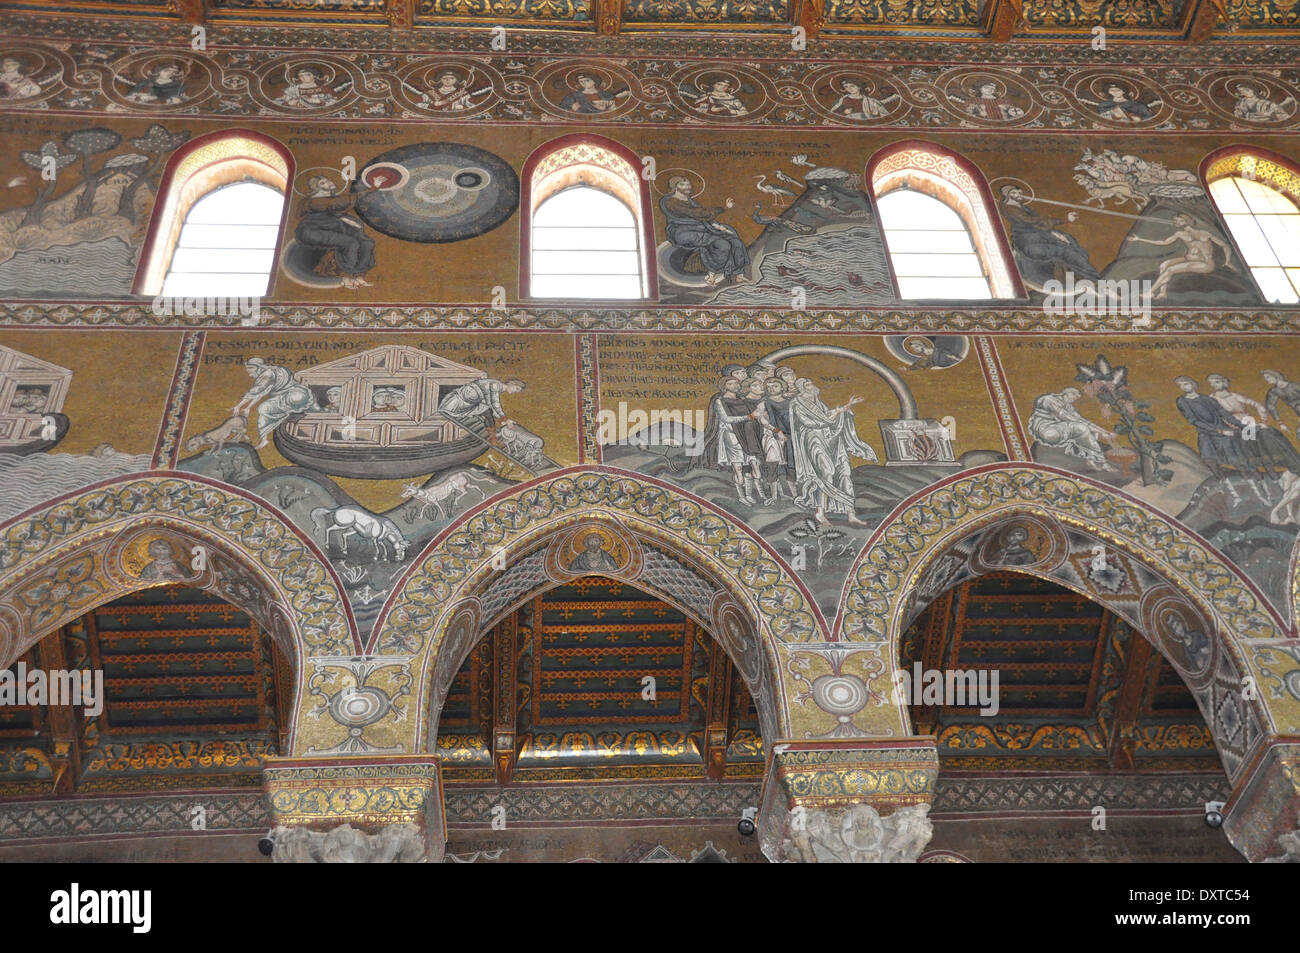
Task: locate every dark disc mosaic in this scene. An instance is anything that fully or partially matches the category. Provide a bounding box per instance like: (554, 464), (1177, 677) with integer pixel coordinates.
(353, 142), (520, 243)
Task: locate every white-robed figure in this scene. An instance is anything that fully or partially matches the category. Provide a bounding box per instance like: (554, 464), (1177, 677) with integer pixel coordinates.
(234, 358), (318, 449)
(437, 377), (524, 434)
(789, 379), (877, 526)
(1026, 386), (1117, 472)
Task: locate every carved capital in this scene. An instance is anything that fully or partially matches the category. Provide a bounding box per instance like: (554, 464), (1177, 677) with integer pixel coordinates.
(784, 803), (934, 863)
(758, 738), (939, 862)
(263, 754), (445, 863)
(271, 822), (427, 863)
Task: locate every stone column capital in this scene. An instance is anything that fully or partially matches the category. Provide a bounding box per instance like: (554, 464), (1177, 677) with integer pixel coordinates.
(263, 754), (445, 863)
(758, 738), (939, 862)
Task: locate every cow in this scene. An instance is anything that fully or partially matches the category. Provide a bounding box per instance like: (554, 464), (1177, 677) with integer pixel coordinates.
(401, 471), (498, 521)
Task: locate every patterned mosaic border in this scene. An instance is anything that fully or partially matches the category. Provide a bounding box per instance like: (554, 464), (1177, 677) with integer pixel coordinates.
(840, 464), (1284, 645)
(6, 13), (1300, 61)
(0, 772), (1237, 843)
(443, 780), (763, 824)
(152, 331), (204, 470)
(931, 771), (1232, 814)
(0, 791), (270, 843)
(378, 469), (819, 747)
(0, 475), (357, 662)
(2, 302), (1299, 334)
(264, 755), (443, 830)
(767, 740), (940, 808)
(4, 39), (1300, 130)
(380, 466), (823, 649)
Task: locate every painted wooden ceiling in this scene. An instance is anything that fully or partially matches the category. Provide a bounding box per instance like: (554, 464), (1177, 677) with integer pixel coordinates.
(437, 576), (764, 783)
(0, 585), (288, 796)
(902, 571), (1220, 773)
(1, 569), (1227, 803)
(0, 0), (1293, 40)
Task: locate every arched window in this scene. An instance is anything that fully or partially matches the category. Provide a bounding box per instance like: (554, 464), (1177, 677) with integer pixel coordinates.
(134, 130), (293, 299)
(520, 134), (657, 301)
(1203, 147), (1300, 305)
(868, 141), (1022, 301)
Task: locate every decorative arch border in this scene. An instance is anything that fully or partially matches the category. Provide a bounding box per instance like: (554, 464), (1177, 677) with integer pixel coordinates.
(1199, 143), (1300, 305)
(0, 474), (358, 673)
(866, 139), (1027, 301)
(131, 128), (295, 297)
(372, 469), (827, 748)
(518, 132), (659, 301)
(839, 464), (1282, 645)
(1201, 143), (1300, 210)
(837, 465), (1283, 778)
(414, 521), (782, 748)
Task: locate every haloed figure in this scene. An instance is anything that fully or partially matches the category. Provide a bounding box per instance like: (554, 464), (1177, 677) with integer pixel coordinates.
(297, 175), (376, 290)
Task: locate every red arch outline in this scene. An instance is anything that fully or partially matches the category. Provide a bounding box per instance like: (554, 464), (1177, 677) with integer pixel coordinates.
(131, 128), (295, 299)
(518, 132), (659, 302)
(866, 138), (1027, 301)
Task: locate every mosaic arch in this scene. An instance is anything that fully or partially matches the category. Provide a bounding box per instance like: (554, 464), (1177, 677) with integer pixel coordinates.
(838, 463), (1287, 779)
(367, 468), (825, 751)
(415, 527), (781, 748)
(0, 474), (357, 680)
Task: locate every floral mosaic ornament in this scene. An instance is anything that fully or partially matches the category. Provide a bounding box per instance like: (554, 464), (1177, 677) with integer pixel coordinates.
(0, 475), (356, 666)
(840, 464), (1281, 647)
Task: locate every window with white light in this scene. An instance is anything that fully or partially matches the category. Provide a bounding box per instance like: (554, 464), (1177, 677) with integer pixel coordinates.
(521, 136), (656, 301)
(161, 181), (284, 298)
(134, 130), (293, 299)
(530, 185), (644, 299)
(1208, 175), (1300, 304)
(876, 188), (993, 300)
(868, 143), (1021, 301)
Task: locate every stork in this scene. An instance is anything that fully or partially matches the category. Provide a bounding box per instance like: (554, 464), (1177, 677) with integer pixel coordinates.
(754, 175), (796, 207)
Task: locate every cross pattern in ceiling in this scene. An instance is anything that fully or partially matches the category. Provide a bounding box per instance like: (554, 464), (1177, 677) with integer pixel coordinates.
(0, 585), (286, 797)
(901, 571), (1218, 771)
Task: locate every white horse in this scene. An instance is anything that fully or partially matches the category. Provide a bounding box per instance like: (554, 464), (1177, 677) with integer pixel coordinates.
(401, 471), (496, 521)
(311, 505), (408, 562)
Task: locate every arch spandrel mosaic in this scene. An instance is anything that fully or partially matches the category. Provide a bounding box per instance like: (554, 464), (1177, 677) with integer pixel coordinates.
(2, 18), (1300, 816)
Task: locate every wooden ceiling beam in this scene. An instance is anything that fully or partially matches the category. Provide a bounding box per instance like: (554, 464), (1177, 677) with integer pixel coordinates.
(387, 0), (415, 29)
(168, 0), (207, 24)
(492, 611), (520, 785)
(703, 631), (733, 782)
(1187, 0), (1232, 42)
(1105, 618), (1156, 771)
(597, 0), (623, 35)
(793, 0), (826, 41)
(987, 0), (1024, 43)
(36, 626), (82, 795)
